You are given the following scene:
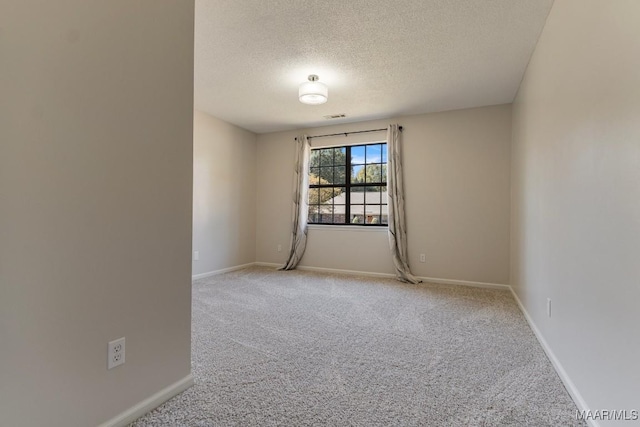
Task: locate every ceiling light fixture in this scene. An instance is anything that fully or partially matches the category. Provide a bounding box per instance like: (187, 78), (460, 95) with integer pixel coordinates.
(299, 74), (328, 105)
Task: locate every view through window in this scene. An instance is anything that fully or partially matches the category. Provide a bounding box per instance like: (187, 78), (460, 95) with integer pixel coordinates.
(308, 143), (387, 225)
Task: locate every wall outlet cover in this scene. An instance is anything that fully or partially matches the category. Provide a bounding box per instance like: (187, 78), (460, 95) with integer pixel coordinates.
(108, 337), (126, 370)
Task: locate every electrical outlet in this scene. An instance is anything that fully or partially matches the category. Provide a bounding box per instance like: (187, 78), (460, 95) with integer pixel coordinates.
(194, 251), (200, 261)
(547, 298), (552, 318)
(108, 337), (126, 370)
(419, 253), (426, 263)
(277, 244), (282, 253)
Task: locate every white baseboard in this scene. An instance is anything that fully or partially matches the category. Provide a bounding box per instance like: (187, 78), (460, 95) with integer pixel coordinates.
(97, 374), (194, 427)
(192, 262), (255, 280)
(255, 263), (394, 280)
(297, 265), (397, 279)
(509, 288), (597, 427)
(256, 262), (393, 278)
(254, 262), (508, 289)
(418, 275), (510, 290)
(253, 262), (281, 269)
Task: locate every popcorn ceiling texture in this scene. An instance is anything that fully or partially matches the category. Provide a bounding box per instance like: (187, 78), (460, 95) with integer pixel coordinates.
(194, 0), (554, 133)
(131, 266), (583, 426)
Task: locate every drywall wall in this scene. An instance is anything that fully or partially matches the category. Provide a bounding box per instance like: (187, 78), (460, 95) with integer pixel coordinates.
(511, 0), (640, 422)
(193, 110), (257, 276)
(0, 2), (194, 426)
(257, 104), (511, 284)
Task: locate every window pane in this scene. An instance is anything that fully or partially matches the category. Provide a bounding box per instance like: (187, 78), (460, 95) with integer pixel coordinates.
(308, 188), (320, 204)
(367, 215), (382, 224)
(333, 147), (346, 166)
(319, 148), (334, 166)
(308, 205), (320, 223)
(382, 144), (388, 163)
(333, 203), (346, 224)
(309, 167), (320, 181)
(334, 166), (346, 184)
(318, 204), (334, 224)
(349, 191), (365, 205)
(316, 187), (334, 204)
(351, 164), (364, 184)
(351, 145), (365, 165)
(366, 203), (381, 214)
(317, 187), (342, 210)
(381, 164), (387, 182)
(366, 144), (382, 164)
(332, 187), (346, 202)
(365, 164), (382, 183)
(350, 204), (365, 224)
(350, 214), (363, 224)
(367, 204), (384, 224)
(310, 150), (320, 168)
(364, 190), (383, 204)
(319, 166), (333, 184)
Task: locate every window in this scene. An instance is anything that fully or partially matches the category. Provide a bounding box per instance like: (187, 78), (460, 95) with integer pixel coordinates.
(308, 143), (387, 225)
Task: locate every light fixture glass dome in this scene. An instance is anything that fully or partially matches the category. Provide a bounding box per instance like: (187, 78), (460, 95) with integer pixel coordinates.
(299, 75), (328, 105)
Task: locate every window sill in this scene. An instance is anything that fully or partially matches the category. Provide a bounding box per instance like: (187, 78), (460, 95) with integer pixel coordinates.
(307, 224), (389, 232)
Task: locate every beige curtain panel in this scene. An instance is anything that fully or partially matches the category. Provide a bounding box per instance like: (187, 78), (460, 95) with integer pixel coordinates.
(280, 134), (311, 270)
(387, 124), (421, 284)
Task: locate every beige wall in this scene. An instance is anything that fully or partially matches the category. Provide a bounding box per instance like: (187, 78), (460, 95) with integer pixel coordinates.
(257, 105), (512, 284)
(193, 110), (257, 276)
(0, 2), (194, 426)
(511, 0), (640, 420)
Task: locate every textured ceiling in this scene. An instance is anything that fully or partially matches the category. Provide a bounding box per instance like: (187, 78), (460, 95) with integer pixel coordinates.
(194, 0), (554, 134)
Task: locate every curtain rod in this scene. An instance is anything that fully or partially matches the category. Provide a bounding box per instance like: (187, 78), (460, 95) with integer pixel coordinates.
(295, 126), (402, 140)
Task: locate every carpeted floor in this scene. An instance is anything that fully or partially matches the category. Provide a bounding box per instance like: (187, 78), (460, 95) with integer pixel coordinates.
(131, 266), (584, 426)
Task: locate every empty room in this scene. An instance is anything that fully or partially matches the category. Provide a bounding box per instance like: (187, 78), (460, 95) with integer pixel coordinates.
(1, 1), (638, 426)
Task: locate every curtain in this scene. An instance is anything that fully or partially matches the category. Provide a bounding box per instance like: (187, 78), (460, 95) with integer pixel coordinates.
(279, 134), (311, 270)
(387, 124), (421, 284)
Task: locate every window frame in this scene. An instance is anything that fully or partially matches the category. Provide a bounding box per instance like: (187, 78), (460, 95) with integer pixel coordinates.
(307, 142), (388, 227)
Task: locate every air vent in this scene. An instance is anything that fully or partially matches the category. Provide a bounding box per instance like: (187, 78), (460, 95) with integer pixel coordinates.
(323, 113), (346, 120)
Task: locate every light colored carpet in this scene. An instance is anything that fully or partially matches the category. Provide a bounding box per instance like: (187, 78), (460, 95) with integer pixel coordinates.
(131, 266), (584, 426)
